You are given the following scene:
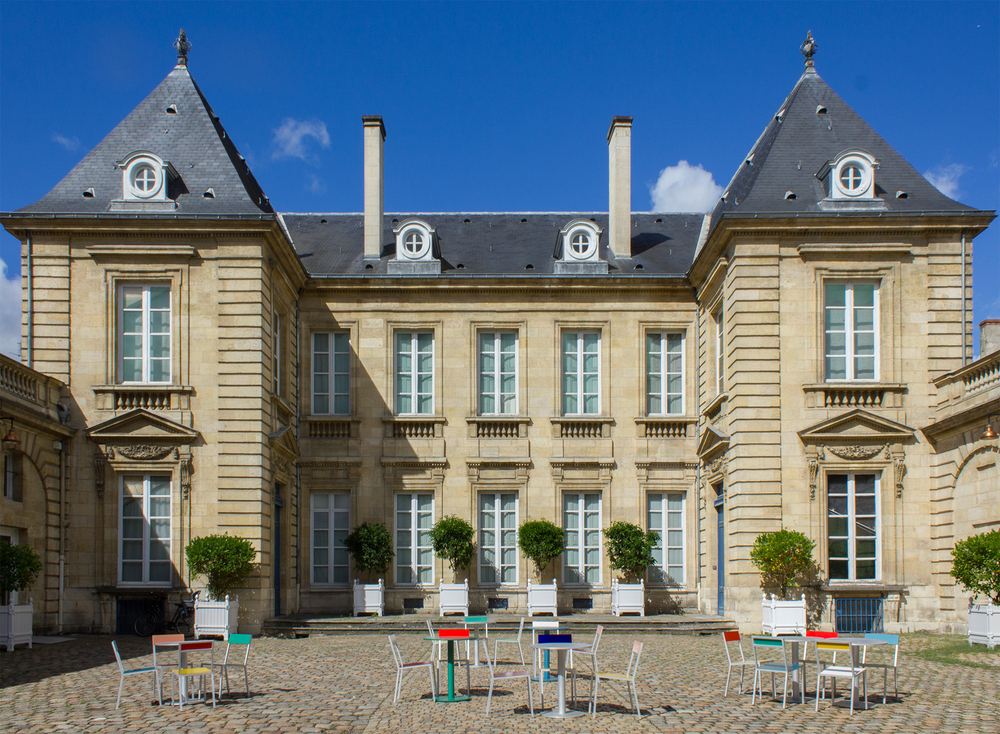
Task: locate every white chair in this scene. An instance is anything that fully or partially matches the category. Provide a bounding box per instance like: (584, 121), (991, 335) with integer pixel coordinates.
(750, 636), (799, 709)
(721, 630), (754, 696)
(590, 640), (643, 718)
(567, 624), (604, 702)
(483, 642), (535, 717)
(531, 619), (561, 704)
(388, 634), (437, 702)
(214, 633), (252, 698)
(112, 640), (161, 709)
(814, 641), (867, 715)
(493, 617), (526, 665)
(861, 633), (899, 704)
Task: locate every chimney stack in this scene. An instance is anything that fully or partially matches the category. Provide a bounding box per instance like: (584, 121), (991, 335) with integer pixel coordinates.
(363, 115), (385, 259)
(982, 319), (1000, 356)
(608, 116), (633, 259)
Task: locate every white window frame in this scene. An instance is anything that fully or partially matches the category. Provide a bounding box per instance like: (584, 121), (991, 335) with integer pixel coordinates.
(273, 313), (282, 396)
(119, 284), (172, 384)
(827, 473), (880, 582)
(824, 281), (879, 382)
(312, 332), (351, 415)
(562, 331), (600, 415)
(713, 309), (724, 395)
(648, 492), (685, 585)
(478, 331), (518, 415)
(478, 492), (519, 586)
(395, 331), (434, 415)
(395, 492), (434, 586)
(311, 492), (351, 586)
(646, 331), (684, 415)
(563, 492), (602, 585)
(119, 474), (172, 586)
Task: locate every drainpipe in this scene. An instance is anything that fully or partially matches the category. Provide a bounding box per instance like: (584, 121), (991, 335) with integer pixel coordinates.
(57, 439), (66, 633)
(961, 229), (967, 365)
(295, 291), (302, 612)
(694, 303), (703, 610)
(25, 233), (33, 367)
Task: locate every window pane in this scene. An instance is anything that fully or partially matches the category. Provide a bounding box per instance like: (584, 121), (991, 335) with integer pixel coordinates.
(825, 283), (846, 308)
(149, 287), (170, 309)
(829, 560), (849, 580)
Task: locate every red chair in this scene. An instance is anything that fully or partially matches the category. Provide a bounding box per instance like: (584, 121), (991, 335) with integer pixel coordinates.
(721, 630), (755, 696)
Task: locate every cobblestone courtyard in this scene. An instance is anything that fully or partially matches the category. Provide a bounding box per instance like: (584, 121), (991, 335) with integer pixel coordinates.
(2, 632), (998, 733)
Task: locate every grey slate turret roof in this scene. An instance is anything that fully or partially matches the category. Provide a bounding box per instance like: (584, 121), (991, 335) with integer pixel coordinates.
(284, 212), (703, 277)
(15, 65), (273, 216)
(707, 64), (977, 235)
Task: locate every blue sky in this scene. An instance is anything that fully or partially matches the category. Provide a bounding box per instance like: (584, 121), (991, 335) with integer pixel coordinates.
(1, 1), (998, 358)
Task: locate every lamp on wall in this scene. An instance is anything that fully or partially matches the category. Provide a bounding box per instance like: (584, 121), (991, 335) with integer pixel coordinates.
(0, 398), (20, 450)
(982, 415), (998, 441)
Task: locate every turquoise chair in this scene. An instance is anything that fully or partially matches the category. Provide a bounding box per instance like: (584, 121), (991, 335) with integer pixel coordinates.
(862, 633), (900, 703)
(214, 633), (253, 698)
(751, 636), (800, 708)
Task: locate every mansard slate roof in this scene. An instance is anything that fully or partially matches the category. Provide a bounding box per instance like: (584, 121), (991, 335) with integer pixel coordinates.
(284, 213), (704, 277)
(14, 65), (273, 216)
(707, 65), (978, 234)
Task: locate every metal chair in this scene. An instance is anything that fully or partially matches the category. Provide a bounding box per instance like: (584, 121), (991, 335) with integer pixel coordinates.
(388, 634), (437, 702)
(169, 640), (217, 709)
(861, 633), (899, 704)
(721, 630), (755, 696)
(111, 640), (162, 709)
(589, 640), (643, 718)
(751, 636), (800, 709)
(151, 633), (184, 700)
(567, 624), (604, 702)
(492, 616), (526, 664)
(483, 640), (535, 717)
(214, 633), (252, 698)
(814, 641), (867, 715)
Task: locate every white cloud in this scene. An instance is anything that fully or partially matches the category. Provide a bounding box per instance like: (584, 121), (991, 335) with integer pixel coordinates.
(0, 260), (22, 360)
(271, 118), (331, 161)
(923, 163), (969, 199)
(51, 133), (80, 152)
(306, 174), (326, 194)
(649, 160), (723, 213)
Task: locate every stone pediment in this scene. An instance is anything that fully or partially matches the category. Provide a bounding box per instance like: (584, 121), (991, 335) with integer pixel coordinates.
(697, 424), (729, 461)
(87, 409), (198, 446)
(269, 423), (300, 461)
(798, 409), (914, 446)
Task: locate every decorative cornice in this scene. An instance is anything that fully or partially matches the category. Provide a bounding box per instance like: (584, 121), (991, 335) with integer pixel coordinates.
(827, 444), (885, 460)
(115, 444), (174, 461)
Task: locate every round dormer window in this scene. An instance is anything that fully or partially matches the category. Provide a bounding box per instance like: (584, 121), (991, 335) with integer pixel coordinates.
(834, 157), (871, 198)
(402, 229), (429, 259)
(128, 162), (162, 199)
(568, 230), (596, 260)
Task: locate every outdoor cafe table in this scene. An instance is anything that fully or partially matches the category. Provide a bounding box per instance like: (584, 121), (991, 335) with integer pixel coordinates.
(424, 631), (480, 703)
(153, 639), (214, 706)
(531, 640), (591, 719)
(775, 635), (886, 708)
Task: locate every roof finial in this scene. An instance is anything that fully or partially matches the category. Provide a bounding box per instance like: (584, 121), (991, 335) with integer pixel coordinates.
(174, 28), (191, 67)
(800, 30), (817, 72)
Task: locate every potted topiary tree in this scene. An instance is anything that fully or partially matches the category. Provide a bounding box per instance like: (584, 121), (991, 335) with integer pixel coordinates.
(518, 519), (565, 616)
(342, 522), (394, 616)
(950, 529), (1000, 648)
(604, 521), (659, 616)
(186, 533), (256, 640)
(0, 542), (42, 651)
(750, 529), (817, 635)
(429, 515), (475, 615)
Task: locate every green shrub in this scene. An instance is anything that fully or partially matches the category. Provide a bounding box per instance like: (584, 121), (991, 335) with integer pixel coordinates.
(0, 543), (43, 603)
(749, 529), (817, 599)
(342, 522), (394, 582)
(185, 534), (257, 600)
(518, 519), (565, 578)
(428, 516), (476, 574)
(603, 521), (659, 582)
(951, 529), (1000, 605)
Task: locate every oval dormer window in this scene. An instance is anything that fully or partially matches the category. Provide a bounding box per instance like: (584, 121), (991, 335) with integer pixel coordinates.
(568, 229), (596, 260)
(130, 164), (160, 197)
(402, 229), (429, 259)
(118, 152), (170, 203)
(830, 151), (875, 199)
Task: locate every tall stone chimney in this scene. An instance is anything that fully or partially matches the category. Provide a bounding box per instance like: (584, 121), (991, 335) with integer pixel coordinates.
(982, 319), (1000, 356)
(608, 116), (633, 259)
(363, 115), (385, 260)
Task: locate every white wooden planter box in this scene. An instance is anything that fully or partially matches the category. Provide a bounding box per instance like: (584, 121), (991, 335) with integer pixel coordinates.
(611, 579), (645, 616)
(969, 603), (999, 649)
(762, 593), (806, 636)
(439, 580), (469, 616)
(0, 599), (33, 651)
(527, 580), (557, 616)
(194, 595), (239, 641)
(353, 579), (384, 616)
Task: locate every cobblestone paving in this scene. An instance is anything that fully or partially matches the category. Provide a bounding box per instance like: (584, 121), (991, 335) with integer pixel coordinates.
(2, 632), (998, 733)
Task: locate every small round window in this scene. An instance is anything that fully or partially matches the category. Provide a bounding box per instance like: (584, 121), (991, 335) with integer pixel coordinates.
(568, 230), (596, 260)
(835, 159), (870, 197)
(130, 164), (161, 198)
(402, 229), (428, 259)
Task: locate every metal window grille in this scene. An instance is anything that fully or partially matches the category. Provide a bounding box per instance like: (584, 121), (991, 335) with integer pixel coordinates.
(116, 597), (164, 634)
(487, 597), (509, 610)
(403, 598), (424, 610)
(834, 597), (883, 633)
(572, 597), (594, 610)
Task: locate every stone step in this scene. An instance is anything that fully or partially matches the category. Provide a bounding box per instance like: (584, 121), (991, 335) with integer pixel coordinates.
(262, 612), (737, 637)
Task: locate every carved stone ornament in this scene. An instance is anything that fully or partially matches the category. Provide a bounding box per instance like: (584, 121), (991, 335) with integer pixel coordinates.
(709, 456), (725, 475)
(116, 444), (174, 461)
(94, 454), (105, 499)
(894, 457), (906, 498)
(808, 458), (819, 500)
(827, 444), (885, 461)
(180, 458), (192, 500)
